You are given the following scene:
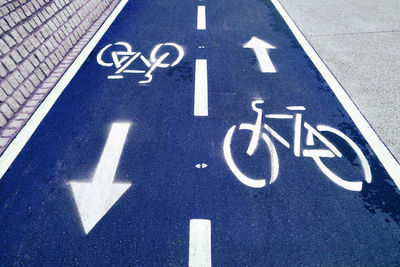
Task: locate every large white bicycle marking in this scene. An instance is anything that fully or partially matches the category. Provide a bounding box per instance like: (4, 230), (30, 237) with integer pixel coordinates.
(97, 42), (184, 83)
(223, 100), (372, 191)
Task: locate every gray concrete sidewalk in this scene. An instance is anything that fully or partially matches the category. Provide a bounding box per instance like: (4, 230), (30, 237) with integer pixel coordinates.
(279, 0), (400, 161)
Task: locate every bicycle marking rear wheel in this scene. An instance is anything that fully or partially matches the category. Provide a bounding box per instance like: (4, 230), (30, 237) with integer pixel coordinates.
(304, 125), (372, 191)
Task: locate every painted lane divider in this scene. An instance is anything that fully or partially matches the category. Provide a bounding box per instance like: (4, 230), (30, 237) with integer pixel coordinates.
(194, 59), (209, 116)
(189, 219), (212, 267)
(70, 122), (132, 234)
(195, 163), (208, 169)
(197, 6), (206, 30)
(243, 36), (277, 73)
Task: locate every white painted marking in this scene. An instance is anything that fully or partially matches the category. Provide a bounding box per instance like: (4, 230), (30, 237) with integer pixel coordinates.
(108, 75), (124, 79)
(97, 44), (113, 67)
(0, 0), (129, 180)
(243, 36), (276, 73)
(294, 114), (302, 157)
(223, 124), (280, 188)
(197, 6), (206, 30)
(189, 219), (211, 267)
(70, 122), (131, 234)
(265, 114), (293, 119)
(286, 106), (306, 111)
(245, 100), (264, 155)
(196, 163), (208, 169)
(194, 59), (208, 116)
(272, 0), (400, 188)
(150, 43), (184, 67)
(263, 123), (290, 149)
(304, 122), (342, 157)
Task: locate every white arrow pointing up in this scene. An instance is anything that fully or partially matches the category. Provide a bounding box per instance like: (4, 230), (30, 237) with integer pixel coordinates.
(243, 36), (277, 73)
(70, 122), (131, 234)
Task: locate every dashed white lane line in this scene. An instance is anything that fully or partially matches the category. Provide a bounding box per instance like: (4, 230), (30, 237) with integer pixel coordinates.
(197, 6), (206, 30)
(189, 219), (211, 267)
(194, 59), (208, 116)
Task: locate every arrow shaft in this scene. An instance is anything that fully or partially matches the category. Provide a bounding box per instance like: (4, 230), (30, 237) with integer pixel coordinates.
(253, 48), (276, 73)
(93, 122), (130, 185)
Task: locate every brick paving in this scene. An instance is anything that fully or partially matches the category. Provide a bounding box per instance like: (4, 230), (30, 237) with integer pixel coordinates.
(0, 0), (121, 155)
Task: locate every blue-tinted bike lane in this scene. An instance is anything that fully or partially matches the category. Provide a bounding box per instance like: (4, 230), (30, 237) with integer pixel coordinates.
(1, 0), (400, 265)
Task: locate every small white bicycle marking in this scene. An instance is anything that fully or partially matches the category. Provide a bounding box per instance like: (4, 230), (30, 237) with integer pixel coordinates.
(97, 42), (184, 83)
(223, 100), (372, 191)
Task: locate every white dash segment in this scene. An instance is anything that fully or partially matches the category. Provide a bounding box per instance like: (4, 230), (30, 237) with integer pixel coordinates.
(197, 6), (206, 30)
(194, 59), (208, 116)
(189, 219), (211, 267)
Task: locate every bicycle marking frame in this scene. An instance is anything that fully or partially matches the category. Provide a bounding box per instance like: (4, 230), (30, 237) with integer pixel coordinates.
(223, 100), (372, 191)
(96, 41), (184, 83)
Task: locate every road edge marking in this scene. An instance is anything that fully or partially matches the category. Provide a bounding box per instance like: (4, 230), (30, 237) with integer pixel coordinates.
(271, 0), (400, 189)
(0, 0), (129, 179)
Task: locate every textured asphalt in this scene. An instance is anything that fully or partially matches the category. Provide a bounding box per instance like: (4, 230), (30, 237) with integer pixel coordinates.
(0, 0), (399, 265)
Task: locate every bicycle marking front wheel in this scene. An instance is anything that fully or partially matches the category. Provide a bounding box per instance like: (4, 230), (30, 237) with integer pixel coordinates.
(223, 124), (279, 188)
(304, 125), (372, 191)
(150, 43), (184, 67)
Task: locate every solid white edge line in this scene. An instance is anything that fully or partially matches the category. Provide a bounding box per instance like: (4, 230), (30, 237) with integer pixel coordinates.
(271, 0), (400, 189)
(0, 0), (130, 180)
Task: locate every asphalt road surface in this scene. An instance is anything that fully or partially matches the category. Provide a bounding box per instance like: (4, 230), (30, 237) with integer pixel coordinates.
(0, 0), (400, 266)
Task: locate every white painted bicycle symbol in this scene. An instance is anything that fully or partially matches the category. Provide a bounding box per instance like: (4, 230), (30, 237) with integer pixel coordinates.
(96, 42), (184, 83)
(223, 100), (372, 191)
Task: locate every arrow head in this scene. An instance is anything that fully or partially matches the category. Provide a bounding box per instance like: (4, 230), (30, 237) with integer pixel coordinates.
(70, 181), (131, 234)
(243, 36), (276, 49)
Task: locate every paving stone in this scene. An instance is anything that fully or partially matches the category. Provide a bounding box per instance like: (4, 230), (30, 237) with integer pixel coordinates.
(22, 5), (33, 17)
(8, 119), (24, 128)
(0, 18), (11, 32)
(2, 128), (18, 137)
(17, 45), (29, 58)
(29, 74), (40, 87)
(0, 66), (7, 79)
(12, 90), (25, 105)
(10, 29), (23, 43)
(10, 11), (22, 24)
(15, 113), (30, 120)
(1, 56), (16, 72)
(22, 60), (34, 74)
(0, 115), (7, 128)
(0, 88), (7, 102)
(4, 15), (16, 28)
(3, 34), (16, 47)
(10, 50), (23, 64)
(23, 79), (35, 93)
(19, 86), (31, 98)
(0, 80), (14, 95)
(0, 39), (10, 54)
(16, 25), (28, 38)
(0, 103), (14, 119)
(28, 55), (39, 67)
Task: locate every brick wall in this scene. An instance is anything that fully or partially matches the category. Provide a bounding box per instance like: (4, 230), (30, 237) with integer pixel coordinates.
(0, 0), (120, 131)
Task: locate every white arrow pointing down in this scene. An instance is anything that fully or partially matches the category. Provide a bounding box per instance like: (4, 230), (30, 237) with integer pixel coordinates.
(70, 122), (131, 234)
